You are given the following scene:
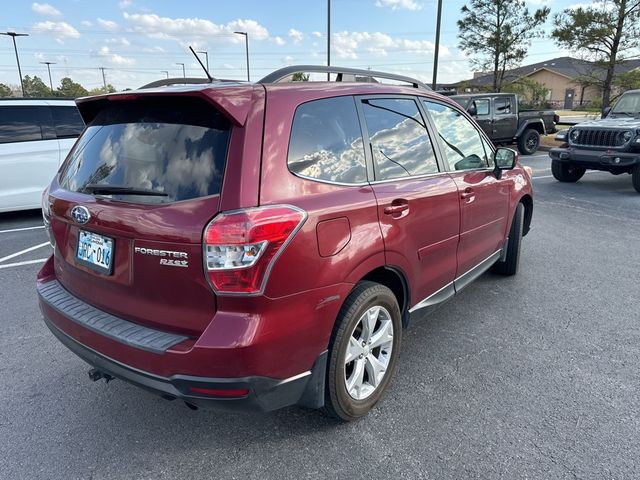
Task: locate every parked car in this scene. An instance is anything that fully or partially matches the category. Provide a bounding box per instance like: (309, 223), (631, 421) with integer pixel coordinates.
(550, 89), (640, 193)
(37, 66), (533, 421)
(0, 99), (85, 213)
(451, 93), (558, 155)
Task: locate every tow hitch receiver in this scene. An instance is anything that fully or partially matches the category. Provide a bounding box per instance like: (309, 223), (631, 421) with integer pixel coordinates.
(88, 368), (115, 384)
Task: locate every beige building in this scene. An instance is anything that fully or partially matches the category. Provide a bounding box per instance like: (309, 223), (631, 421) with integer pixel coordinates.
(449, 57), (640, 109)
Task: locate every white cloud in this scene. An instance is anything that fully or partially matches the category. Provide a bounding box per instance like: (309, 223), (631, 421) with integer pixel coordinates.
(97, 18), (119, 31)
(123, 12), (270, 44)
(105, 37), (131, 46)
(568, 1), (614, 10)
(312, 31), (322, 38)
(32, 3), (62, 17)
(282, 55), (294, 65)
(32, 21), (80, 43)
(332, 31), (447, 59)
(81, 20), (93, 27)
(288, 28), (304, 44)
(272, 36), (286, 46)
(95, 46), (136, 65)
(375, 0), (422, 11)
(119, 0), (133, 8)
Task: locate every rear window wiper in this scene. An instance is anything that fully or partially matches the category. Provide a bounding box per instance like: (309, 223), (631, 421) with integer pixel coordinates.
(83, 184), (168, 196)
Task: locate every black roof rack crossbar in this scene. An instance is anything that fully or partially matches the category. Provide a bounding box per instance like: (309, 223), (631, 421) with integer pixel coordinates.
(258, 65), (432, 91)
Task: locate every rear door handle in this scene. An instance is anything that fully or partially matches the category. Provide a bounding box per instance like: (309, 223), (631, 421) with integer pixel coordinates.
(383, 200), (409, 217)
(460, 188), (475, 201)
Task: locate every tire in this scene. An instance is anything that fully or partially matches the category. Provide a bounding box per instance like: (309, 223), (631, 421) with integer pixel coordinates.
(551, 160), (586, 183)
(493, 203), (524, 276)
(323, 281), (402, 421)
(633, 165), (640, 193)
(517, 129), (540, 155)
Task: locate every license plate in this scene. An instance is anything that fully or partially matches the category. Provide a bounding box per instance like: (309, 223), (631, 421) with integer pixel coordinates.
(76, 230), (114, 274)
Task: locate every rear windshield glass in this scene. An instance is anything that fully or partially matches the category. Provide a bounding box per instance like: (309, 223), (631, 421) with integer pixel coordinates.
(59, 97), (230, 204)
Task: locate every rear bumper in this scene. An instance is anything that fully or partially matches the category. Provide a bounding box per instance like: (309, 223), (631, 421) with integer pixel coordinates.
(42, 312), (326, 411)
(549, 147), (640, 169)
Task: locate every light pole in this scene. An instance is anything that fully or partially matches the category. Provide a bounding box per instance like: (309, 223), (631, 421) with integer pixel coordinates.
(197, 50), (209, 72)
(432, 0), (443, 90)
(40, 61), (56, 93)
(1, 31), (29, 97)
(176, 62), (185, 78)
(160, 70), (169, 78)
(327, 0), (331, 80)
(234, 31), (250, 81)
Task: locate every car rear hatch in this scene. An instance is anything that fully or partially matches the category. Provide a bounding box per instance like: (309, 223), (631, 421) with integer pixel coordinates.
(44, 87), (259, 337)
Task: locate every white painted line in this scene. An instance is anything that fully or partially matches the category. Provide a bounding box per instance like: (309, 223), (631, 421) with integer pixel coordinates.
(0, 258), (47, 270)
(0, 241), (50, 263)
(0, 225), (45, 234)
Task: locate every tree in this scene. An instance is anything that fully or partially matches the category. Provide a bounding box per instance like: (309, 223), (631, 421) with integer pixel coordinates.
(291, 72), (310, 82)
(612, 69), (640, 95)
(0, 83), (11, 97)
(88, 84), (117, 95)
(22, 75), (51, 97)
(56, 77), (89, 98)
(457, 0), (550, 92)
(552, 0), (640, 111)
(503, 77), (550, 108)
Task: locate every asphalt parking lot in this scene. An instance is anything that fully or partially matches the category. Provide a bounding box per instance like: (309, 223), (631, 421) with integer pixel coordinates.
(1, 152), (639, 479)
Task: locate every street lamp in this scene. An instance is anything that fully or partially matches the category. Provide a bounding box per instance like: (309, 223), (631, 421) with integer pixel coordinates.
(197, 50), (209, 72)
(176, 62), (185, 79)
(233, 31), (250, 82)
(40, 61), (56, 93)
(327, 0), (331, 80)
(160, 70), (169, 78)
(1, 31), (29, 97)
(432, 0), (443, 90)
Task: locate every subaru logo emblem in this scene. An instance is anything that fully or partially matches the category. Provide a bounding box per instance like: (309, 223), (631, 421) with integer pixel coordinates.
(71, 205), (91, 224)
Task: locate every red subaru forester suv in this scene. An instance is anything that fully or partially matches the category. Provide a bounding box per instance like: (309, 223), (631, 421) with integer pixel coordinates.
(38, 66), (533, 421)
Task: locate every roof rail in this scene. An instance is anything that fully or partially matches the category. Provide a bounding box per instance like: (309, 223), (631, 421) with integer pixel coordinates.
(258, 65), (432, 91)
(138, 77), (241, 89)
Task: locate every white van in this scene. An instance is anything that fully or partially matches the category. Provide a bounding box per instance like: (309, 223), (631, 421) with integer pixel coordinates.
(0, 99), (84, 212)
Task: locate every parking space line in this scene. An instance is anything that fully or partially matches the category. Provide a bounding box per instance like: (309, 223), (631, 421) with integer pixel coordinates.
(0, 242), (50, 264)
(0, 225), (45, 234)
(0, 258), (47, 270)
(533, 171), (605, 180)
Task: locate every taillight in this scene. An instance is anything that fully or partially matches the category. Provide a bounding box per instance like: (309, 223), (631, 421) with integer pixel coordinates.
(203, 205), (306, 295)
(41, 187), (55, 248)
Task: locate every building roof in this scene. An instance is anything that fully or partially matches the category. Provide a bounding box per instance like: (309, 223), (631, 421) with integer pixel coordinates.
(452, 56), (640, 88)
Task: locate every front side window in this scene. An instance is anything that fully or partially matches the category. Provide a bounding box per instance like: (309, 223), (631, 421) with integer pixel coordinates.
(0, 106), (49, 144)
(59, 97), (230, 204)
(475, 99), (490, 116)
(287, 96), (366, 184)
(361, 98), (439, 181)
(423, 100), (489, 171)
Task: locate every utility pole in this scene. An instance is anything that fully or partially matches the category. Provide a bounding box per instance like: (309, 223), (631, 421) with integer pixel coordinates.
(432, 0), (443, 90)
(98, 67), (107, 90)
(40, 61), (56, 93)
(176, 62), (185, 79)
(234, 32), (250, 81)
(327, 0), (331, 80)
(197, 50), (209, 72)
(1, 31), (29, 97)
(160, 70), (169, 78)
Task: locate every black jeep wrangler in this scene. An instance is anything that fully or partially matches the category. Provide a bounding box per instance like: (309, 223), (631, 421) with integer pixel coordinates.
(550, 89), (640, 193)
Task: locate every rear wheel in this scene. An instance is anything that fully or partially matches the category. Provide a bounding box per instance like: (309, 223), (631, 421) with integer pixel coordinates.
(493, 203), (524, 276)
(632, 165), (640, 193)
(324, 281), (402, 421)
(517, 129), (540, 155)
(551, 160), (586, 183)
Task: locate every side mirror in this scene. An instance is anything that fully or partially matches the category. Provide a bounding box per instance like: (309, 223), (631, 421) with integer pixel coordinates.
(494, 148), (518, 178)
(467, 101), (478, 117)
(602, 106), (611, 118)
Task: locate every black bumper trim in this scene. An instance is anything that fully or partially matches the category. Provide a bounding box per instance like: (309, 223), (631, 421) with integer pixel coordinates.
(549, 147), (640, 169)
(41, 312), (327, 412)
(37, 280), (188, 354)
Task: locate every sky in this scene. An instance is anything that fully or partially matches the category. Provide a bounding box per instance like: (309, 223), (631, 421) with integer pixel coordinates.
(0, 0), (601, 91)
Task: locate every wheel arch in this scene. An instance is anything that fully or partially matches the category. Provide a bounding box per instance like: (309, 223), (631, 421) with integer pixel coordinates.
(360, 266), (411, 328)
(519, 194), (533, 236)
(517, 120), (545, 137)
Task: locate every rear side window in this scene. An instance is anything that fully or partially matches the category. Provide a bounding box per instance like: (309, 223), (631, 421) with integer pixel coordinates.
(494, 98), (512, 115)
(59, 97), (230, 204)
(52, 106), (84, 138)
(0, 106), (50, 144)
(361, 98), (439, 181)
(287, 96), (367, 184)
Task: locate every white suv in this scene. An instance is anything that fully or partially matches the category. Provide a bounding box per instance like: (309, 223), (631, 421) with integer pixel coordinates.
(0, 99), (84, 212)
